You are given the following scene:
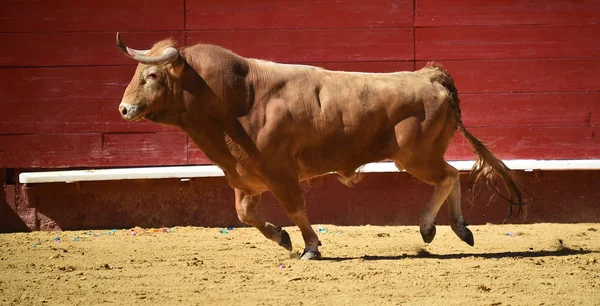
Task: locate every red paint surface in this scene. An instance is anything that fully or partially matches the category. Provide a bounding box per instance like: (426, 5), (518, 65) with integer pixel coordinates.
(0, 170), (28, 233)
(0, 133), (189, 168)
(417, 59), (600, 93)
(0, 0), (185, 32)
(0, 100), (103, 134)
(446, 127), (600, 160)
(460, 92), (599, 127)
(0, 134), (102, 168)
(99, 133), (187, 166)
(186, 28), (414, 63)
(0, 66), (135, 101)
(186, 0), (414, 30)
(416, 25), (600, 60)
(187, 140), (213, 165)
(416, 0), (600, 26)
(0, 32), (184, 67)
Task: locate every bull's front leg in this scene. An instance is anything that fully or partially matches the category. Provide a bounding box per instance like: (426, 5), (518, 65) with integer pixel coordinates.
(235, 188), (292, 251)
(263, 178), (322, 260)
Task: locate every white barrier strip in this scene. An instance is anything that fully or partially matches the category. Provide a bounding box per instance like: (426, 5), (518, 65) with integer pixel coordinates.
(18, 159), (600, 184)
(19, 165), (225, 184)
(361, 159), (600, 173)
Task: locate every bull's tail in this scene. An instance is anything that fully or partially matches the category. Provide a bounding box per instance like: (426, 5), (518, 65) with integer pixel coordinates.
(425, 62), (526, 221)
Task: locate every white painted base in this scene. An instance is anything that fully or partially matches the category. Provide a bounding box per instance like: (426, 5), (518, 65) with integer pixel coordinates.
(18, 159), (600, 184)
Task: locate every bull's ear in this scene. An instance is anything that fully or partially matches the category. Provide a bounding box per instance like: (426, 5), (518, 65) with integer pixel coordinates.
(168, 57), (185, 78)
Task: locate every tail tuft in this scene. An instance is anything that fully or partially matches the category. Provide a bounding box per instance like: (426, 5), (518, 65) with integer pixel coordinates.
(461, 127), (525, 221)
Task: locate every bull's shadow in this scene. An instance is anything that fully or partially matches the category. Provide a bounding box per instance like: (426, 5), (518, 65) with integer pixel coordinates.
(320, 247), (596, 262)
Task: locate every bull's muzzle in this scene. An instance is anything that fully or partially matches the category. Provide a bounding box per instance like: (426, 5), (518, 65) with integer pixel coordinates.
(118, 102), (142, 121)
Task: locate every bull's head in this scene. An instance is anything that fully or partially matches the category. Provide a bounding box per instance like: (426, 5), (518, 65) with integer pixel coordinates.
(116, 33), (184, 122)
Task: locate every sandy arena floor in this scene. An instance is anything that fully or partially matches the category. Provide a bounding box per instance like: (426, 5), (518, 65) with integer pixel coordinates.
(1, 223), (599, 305)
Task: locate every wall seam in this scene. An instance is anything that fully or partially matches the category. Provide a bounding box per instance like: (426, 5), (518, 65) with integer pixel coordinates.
(183, 0), (187, 45)
(413, 0), (417, 70)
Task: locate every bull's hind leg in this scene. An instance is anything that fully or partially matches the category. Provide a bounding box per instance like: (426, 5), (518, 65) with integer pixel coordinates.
(447, 179), (474, 246)
(398, 159), (459, 244)
(235, 188), (292, 251)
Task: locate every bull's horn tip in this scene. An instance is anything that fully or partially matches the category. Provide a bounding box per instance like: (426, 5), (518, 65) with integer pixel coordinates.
(125, 47), (136, 57)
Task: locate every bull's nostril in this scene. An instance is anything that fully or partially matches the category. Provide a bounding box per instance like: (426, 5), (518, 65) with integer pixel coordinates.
(120, 106), (128, 116)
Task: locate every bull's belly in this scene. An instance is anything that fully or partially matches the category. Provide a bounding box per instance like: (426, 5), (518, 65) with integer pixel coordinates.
(295, 147), (391, 180)
(293, 131), (397, 180)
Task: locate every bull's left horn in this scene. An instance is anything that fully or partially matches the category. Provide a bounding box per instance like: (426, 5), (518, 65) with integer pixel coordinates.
(116, 32), (179, 66)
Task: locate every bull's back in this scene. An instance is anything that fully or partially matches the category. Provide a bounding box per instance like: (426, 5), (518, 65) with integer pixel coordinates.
(251, 61), (450, 177)
(288, 69), (436, 176)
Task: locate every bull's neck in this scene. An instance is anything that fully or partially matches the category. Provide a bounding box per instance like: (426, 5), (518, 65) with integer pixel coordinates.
(177, 109), (231, 166)
(175, 51), (258, 179)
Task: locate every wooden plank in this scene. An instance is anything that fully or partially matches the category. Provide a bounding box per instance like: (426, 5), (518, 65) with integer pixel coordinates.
(97, 133), (187, 166)
(186, 0), (413, 30)
(190, 127), (600, 164)
(0, 101), (103, 134)
(445, 127), (600, 160)
(0, 32), (184, 67)
(0, 61), (414, 103)
(460, 93), (599, 127)
(0, 66), (136, 102)
(0, 134), (102, 168)
(416, 0), (600, 26)
(187, 140), (213, 165)
(416, 59), (600, 93)
(2, 126), (597, 168)
(0, 0), (184, 32)
(312, 61), (415, 73)
(0, 133), (188, 168)
(416, 25), (600, 60)
(101, 101), (180, 133)
(186, 28), (414, 63)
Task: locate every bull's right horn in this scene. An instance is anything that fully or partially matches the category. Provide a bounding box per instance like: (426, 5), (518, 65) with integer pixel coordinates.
(116, 32), (179, 66)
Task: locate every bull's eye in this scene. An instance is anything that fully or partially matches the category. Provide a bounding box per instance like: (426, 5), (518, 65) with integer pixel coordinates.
(148, 73), (158, 79)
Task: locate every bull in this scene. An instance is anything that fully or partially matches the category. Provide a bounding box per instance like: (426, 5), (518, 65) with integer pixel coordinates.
(116, 33), (523, 260)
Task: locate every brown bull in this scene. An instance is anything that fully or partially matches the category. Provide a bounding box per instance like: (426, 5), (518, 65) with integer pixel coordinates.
(116, 33), (522, 260)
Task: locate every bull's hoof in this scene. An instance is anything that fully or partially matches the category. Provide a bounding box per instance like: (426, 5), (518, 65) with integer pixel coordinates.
(420, 224), (436, 244)
(278, 229), (293, 251)
(452, 224), (474, 247)
(300, 248), (322, 260)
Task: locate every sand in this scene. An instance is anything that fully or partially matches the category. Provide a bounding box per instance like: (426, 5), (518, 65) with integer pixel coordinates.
(1, 223), (599, 305)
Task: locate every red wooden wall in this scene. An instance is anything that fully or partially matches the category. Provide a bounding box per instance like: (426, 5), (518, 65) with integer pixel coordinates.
(0, 0), (599, 169)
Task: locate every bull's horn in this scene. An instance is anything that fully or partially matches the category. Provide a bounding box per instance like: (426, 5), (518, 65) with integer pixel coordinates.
(116, 32), (179, 66)
(128, 48), (151, 57)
